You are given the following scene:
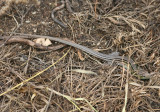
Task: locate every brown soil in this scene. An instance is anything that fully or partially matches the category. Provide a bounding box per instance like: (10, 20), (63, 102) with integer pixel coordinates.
(0, 0), (160, 112)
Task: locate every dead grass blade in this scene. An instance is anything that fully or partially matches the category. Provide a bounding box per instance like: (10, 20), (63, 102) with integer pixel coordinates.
(72, 69), (97, 75)
(0, 48), (71, 97)
(46, 87), (98, 112)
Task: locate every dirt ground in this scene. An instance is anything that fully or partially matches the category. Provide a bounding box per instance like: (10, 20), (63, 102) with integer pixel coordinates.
(0, 0), (160, 112)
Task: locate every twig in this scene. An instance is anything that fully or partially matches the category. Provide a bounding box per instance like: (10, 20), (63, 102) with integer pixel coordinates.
(0, 36), (66, 50)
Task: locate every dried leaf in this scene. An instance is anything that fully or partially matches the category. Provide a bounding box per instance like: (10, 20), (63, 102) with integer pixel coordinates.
(33, 38), (52, 46)
(129, 19), (146, 29)
(77, 49), (85, 61)
(72, 69), (97, 75)
(107, 17), (123, 25)
(31, 93), (37, 101)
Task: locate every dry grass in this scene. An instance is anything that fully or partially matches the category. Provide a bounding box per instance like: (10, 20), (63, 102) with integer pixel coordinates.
(0, 0), (40, 16)
(0, 0), (160, 112)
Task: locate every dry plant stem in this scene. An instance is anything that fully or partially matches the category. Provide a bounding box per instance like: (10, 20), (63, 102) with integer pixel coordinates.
(23, 47), (31, 75)
(107, 0), (124, 14)
(0, 37), (66, 50)
(44, 87), (54, 112)
(94, 0), (98, 19)
(8, 67), (24, 81)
